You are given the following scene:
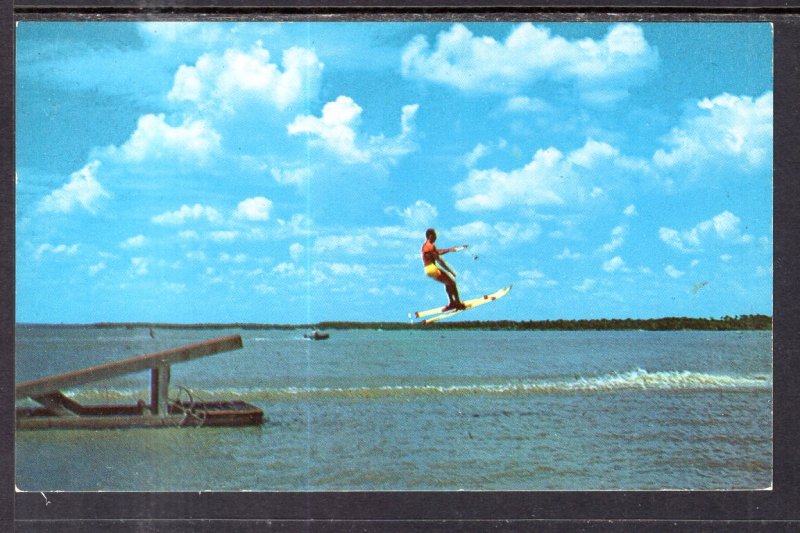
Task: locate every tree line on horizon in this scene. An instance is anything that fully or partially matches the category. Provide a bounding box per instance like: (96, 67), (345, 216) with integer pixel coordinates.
(412, 314), (773, 331)
(69, 314), (774, 331)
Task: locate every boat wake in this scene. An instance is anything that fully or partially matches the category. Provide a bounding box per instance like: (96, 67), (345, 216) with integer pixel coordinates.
(62, 369), (771, 403)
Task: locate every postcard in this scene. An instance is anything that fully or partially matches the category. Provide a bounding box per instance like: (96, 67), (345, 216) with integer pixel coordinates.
(15, 20), (773, 493)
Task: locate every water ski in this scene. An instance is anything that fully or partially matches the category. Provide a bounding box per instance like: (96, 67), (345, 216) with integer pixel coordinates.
(410, 285), (511, 324)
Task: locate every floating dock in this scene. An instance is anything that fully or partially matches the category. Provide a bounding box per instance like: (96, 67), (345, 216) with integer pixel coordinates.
(16, 335), (263, 430)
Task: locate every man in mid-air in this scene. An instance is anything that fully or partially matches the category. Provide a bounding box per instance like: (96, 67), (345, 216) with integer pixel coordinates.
(421, 228), (466, 311)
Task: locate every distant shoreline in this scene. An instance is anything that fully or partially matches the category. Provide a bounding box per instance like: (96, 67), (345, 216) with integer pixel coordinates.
(18, 315), (772, 331)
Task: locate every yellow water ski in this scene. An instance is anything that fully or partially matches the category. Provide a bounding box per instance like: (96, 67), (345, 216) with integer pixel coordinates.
(411, 285), (512, 324)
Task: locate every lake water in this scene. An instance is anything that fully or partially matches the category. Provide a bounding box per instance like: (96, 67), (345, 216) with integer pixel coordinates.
(15, 325), (772, 491)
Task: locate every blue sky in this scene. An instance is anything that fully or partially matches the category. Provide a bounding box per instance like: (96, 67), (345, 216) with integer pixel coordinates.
(16, 21), (773, 324)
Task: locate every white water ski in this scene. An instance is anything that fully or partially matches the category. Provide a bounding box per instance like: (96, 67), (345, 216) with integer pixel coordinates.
(410, 285), (512, 324)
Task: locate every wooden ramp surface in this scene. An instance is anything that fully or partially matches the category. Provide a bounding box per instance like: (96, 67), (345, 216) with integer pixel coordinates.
(15, 334), (264, 429)
(16, 334), (243, 400)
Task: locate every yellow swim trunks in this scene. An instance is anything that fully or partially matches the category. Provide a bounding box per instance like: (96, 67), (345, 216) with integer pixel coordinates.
(424, 263), (441, 278)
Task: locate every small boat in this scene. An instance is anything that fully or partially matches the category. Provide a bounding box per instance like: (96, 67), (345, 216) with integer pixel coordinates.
(304, 330), (330, 340)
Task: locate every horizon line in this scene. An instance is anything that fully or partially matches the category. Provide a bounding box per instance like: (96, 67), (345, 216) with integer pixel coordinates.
(16, 314), (773, 328)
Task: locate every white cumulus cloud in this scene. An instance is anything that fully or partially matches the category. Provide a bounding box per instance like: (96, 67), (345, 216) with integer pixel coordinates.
(653, 91), (772, 176)
(121, 235), (148, 248)
(275, 214), (313, 238)
(504, 96), (549, 113)
(255, 284), (276, 295)
(130, 257), (149, 276)
(35, 243), (79, 259)
(152, 203), (223, 225)
(234, 196), (272, 221)
(402, 23), (657, 102)
(272, 261), (304, 277)
(464, 143), (489, 168)
(556, 248), (582, 260)
(664, 265), (685, 278)
(168, 42), (324, 113)
(599, 226), (626, 253)
(106, 114), (221, 165)
(573, 278), (596, 293)
(289, 243), (305, 262)
(519, 269), (557, 287)
(659, 211), (752, 253)
(88, 261), (107, 276)
(385, 200), (438, 227)
(288, 96), (419, 165)
(602, 255), (626, 273)
(454, 138), (618, 212)
(38, 160), (110, 214)
(288, 96), (369, 162)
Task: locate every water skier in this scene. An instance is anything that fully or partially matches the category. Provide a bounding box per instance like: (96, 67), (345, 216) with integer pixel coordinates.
(421, 228), (467, 311)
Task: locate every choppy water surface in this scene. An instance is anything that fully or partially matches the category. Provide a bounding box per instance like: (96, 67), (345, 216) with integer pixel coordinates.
(15, 326), (772, 491)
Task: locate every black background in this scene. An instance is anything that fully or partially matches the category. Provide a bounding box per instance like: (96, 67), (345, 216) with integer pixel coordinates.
(3, 2), (798, 530)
